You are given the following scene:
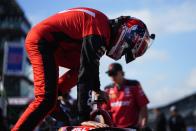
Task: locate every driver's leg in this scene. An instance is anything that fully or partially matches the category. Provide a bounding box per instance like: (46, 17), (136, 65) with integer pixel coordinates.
(12, 39), (58, 131)
(49, 69), (78, 125)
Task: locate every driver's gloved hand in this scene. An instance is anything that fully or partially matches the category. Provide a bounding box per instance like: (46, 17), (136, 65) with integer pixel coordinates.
(81, 121), (109, 128)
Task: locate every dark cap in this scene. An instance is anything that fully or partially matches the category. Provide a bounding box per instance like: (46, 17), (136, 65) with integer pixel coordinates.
(106, 63), (123, 76)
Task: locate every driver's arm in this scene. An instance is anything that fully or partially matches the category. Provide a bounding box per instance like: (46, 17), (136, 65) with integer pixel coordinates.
(77, 35), (106, 121)
(78, 35), (106, 92)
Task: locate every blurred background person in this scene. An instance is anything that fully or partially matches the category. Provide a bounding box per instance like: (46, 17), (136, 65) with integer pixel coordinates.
(0, 107), (8, 131)
(168, 106), (186, 131)
(153, 108), (167, 131)
(102, 63), (150, 129)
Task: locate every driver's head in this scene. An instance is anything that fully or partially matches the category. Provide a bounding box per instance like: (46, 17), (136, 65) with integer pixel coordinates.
(107, 16), (155, 63)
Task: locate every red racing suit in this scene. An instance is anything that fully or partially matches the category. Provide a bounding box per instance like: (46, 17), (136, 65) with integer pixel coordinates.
(12, 7), (110, 131)
(102, 79), (149, 128)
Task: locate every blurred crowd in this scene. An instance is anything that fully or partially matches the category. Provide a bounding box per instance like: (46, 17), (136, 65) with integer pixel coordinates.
(153, 106), (188, 131)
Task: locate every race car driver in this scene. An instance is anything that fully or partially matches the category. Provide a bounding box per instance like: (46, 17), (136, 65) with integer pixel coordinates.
(12, 7), (155, 131)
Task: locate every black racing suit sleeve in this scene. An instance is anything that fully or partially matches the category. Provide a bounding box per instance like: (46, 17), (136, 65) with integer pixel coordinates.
(78, 35), (106, 92)
(77, 35), (106, 121)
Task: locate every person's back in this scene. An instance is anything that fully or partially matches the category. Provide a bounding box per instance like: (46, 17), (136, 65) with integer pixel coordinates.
(26, 7), (110, 61)
(28, 7), (110, 41)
